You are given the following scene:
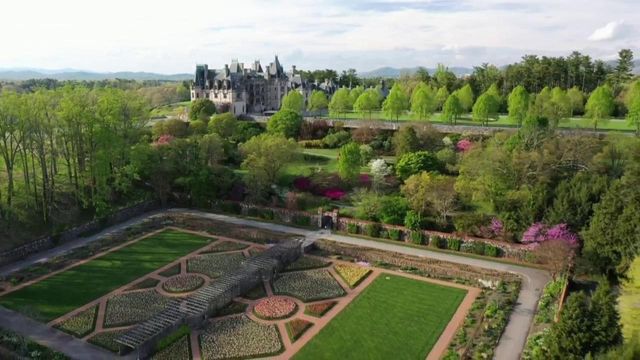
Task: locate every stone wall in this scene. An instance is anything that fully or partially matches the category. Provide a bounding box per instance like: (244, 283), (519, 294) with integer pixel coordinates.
(213, 201), (321, 229)
(0, 200), (160, 267)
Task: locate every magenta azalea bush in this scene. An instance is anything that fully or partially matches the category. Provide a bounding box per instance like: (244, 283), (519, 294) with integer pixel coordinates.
(293, 177), (312, 191)
(323, 188), (346, 200)
(522, 222), (579, 248)
(456, 139), (473, 152)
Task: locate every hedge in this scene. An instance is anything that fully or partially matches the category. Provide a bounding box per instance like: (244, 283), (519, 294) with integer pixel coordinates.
(431, 235), (447, 249)
(347, 223), (358, 234)
(410, 231), (426, 245)
(447, 238), (462, 251)
(219, 202), (241, 214)
(258, 209), (275, 220)
(364, 223), (381, 238)
(388, 228), (402, 241)
(292, 215), (312, 227)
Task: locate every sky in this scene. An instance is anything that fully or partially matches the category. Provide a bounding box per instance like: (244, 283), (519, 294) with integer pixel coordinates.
(0, 0), (638, 74)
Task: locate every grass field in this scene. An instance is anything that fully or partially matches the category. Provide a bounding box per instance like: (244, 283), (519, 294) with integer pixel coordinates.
(620, 257), (640, 340)
(293, 274), (466, 360)
(0, 229), (211, 321)
(326, 111), (634, 132)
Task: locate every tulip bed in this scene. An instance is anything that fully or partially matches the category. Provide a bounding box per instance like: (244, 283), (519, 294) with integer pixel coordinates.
(286, 318), (313, 342)
(162, 274), (204, 293)
(253, 297), (297, 320)
(187, 252), (245, 278)
(285, 256), (330, 272)
(334, 264), (372, 288)
(104, 289), (171, 327)
(304, 301), (337, 318)
(54, 305), (97, 338)
(201, 241), (248, 254)
(273, 269), (345, 302)
(200, 315), (283, 359)
(152, 335), (191, 360)
(88, 329), (130, 353)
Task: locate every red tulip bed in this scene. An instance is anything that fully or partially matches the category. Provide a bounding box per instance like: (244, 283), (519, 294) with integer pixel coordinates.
(285, 318), (313, 342)
(253, 296), (298, 320)
(304, 301), (338, 318)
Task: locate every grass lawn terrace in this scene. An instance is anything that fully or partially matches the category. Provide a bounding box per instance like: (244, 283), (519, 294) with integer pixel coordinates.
(293, 274), (466, 360)
(0, 229), (211, 321)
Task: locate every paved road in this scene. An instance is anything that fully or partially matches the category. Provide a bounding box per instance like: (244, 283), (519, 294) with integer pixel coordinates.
(1, 208), (549, 360)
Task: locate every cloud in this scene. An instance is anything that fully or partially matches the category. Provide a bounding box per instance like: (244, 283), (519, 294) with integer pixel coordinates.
(588, 20), (626, 41)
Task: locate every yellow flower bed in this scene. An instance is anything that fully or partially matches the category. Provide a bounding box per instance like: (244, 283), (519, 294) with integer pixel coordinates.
(334, 264), (371, 288)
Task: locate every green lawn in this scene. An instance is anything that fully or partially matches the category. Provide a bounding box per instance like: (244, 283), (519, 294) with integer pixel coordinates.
(294, 274), (466, 360)
(327, 111), (634, 132)
(0, 229), (212, 321)
(620, 257), (640, 340)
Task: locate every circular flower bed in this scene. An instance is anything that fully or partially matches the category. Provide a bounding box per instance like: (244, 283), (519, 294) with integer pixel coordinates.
(253, 296), (297, 320)
(162, 274), (204, 293)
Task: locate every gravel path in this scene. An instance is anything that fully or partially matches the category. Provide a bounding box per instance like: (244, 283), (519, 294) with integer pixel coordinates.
(0, 208), (550, 360)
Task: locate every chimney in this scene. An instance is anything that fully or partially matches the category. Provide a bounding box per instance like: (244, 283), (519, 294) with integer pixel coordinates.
(292, 65), (297, 73)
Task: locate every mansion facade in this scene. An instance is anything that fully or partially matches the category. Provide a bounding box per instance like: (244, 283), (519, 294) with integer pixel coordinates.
(190, 56), (336, 115)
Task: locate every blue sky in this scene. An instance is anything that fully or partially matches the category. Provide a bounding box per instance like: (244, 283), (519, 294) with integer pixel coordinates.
(1, 0), (638, 73)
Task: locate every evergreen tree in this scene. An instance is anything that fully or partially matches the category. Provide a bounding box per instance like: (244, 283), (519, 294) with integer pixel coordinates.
(590, 282), (623, 352)
(549, 292), (594, 360)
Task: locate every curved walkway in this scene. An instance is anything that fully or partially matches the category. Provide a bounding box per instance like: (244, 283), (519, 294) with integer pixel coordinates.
(0, 208), (550, 360)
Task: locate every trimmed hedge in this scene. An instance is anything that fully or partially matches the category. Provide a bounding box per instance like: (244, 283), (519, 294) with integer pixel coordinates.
(258, 209), (275, 220)
(292, 214), (312, 227)
(388, 229), (402, 241)
(447, 238), (462, 251)
(219, 202), (241, 214)
(364, 223), (381, 238)
(431, 235), (447, 249)
(410, 231), (426, 245)
(347, 223), (358, 234)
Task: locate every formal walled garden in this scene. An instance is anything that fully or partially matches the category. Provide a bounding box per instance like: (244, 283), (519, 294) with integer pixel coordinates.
(0, 214), (515, 360)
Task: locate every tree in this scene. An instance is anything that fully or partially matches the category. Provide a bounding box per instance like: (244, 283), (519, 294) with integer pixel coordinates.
(392, 126), (420, 156)
(208, 112), (237, 138)
(590, 282), (623, 352)
(401, 172), (457, 224)
(349, 86), (364, 105)
(382, 83), (409, 120)
(337, 142), (362, 183)
(608, 49), (634, 91)
(507, 85), (529, 127)
(266, 109), (303, 138)
(456, 84), (474, 112)
(395, 151), (443, 179)
(190, 98), (216, 120)
(567, 86), (585, 116)
(353, 89), (381, 120)
(328, 88), (352, 117)
(281, 90), (304, 114)
(433, 64), (457, 91)
(548, 87), (572, 127)
(441, 93), (462, 124)
(435, 86), (450, 111)
(549, 292), (594, 360)
(472, 92), (498, 126)
(199, 133), (226, 166)
(532, 239), (573, 279)
(545, 172), (608, 231)
(586, 85), (615, 131)
(240, 133), (298, 200)
(369, 158), (392, 191)
(410, 84), (436, 120)
(307, 90), (329, 114)
(625, 80), (640, 135)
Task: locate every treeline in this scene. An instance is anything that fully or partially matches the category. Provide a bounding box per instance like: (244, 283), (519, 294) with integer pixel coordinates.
(0, 86), (149, 238)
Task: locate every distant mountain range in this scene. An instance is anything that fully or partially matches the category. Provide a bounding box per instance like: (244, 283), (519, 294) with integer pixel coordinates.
(360, 66), (473, 78)
(361, 60), (640, 79)
(0, 68), (192, 81)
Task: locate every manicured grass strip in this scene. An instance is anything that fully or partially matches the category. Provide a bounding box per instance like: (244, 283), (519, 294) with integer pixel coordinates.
(294, 274), (466, 360)
(0, 229), (211, 321)
(620, 257), (640, 340)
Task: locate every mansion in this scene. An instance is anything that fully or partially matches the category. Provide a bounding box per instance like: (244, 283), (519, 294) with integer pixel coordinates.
(190, 56), (337, 115)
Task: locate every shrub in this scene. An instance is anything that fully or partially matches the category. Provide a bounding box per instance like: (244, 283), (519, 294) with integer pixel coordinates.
(322, 130), (351, 148)
(404, 210), (422, 231)
(454, 213), (491, 236)
(298, 139), (325, 148)
(347, 223), (358, 234)
(247, 207), (259, 217)
(258, 209), (275, 220)
(379, 230), (389, 239)
(410, 231), (426, 245)
(292, 215), (312, 227)
(461, 241), (486, 255)
(447, 237), (462, 251)
(388, 228), (402, 241)
(220, 201), (241, 214)
(484, 244), (500, 257)
(431, 235), (447, 249)
(364, 223), (381, 238)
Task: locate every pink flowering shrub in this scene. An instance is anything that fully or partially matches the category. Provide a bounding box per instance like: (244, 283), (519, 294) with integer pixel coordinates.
(358, 174), (371, 187)
(522, 222), (579, 248)
(293, 177), (312, 191)
(154, 134), (174, 146)
(323, 188), (346, 200)
(456, 139), (473, 152)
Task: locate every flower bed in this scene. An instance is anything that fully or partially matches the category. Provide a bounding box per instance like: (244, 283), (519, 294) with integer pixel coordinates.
(126, 277), (160, 291)
(285, 256), (330, 272)
(199, 315), (282, 359)
(187, 252), (245, 278)
(201, 241), (248, 254)
(253, 297), (297, 320)
(162, 274), (204, 293)
(158, 264), (181, 277)
(285, 318), (313, 342)
(88, 329), (130, 353)
(305, 301), (338, 317)
(334, 264), (372, 288)
(152, 335), (190, 360)
(273, 269), (345, 302)
(216, 301), (249, 317)
(54, 305), (97, 338)
(104, 290), (171, 327)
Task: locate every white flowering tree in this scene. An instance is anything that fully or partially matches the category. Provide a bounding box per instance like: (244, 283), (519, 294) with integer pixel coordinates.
(369, 158), (391, 191)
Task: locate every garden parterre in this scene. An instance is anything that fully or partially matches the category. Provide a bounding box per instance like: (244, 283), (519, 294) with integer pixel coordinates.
(187, 252), (246, 278)
(162, 274), (205, 293)
(54, 305), (97, 338)
(273, 269), (346, 302)
(334, 263), (371, 288)
(200, 315), (283, 359)
(103, 289), (172, 327)
(152, 335), (191, 360)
